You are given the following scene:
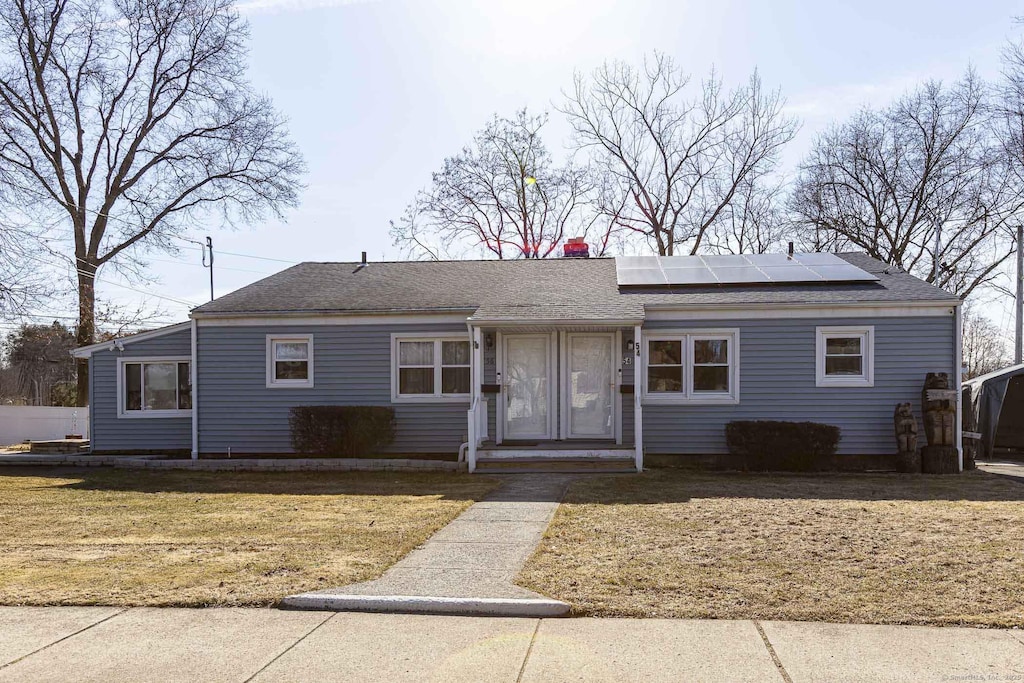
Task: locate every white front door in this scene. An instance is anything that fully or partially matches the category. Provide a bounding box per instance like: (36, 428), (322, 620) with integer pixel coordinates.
(503, 334), (553, 440)
(565, 333), (615, 439)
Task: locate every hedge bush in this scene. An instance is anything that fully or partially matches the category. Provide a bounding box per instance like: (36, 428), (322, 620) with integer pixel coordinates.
(289, 406), (396, 457)
(725, 420), (841, 471)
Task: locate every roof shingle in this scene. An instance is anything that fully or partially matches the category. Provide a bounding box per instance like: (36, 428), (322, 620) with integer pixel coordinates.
(191, 253), (959, 319)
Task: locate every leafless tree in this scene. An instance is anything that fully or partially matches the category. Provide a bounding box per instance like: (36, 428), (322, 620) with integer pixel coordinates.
(561, 53), (798, 256)
(703, 175), (791, 254)
(791, 72), (1023, 298)
(0, 220), (51, 317)
(0, 0), (305, 404)
(391, 109), (610, 260)
(962, 303), (1010, 379)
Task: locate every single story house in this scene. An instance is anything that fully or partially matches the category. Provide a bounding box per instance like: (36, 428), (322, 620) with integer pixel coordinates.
(73, 251), (964, 472)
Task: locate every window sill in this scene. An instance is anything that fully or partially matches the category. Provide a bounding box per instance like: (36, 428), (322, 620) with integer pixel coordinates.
(118, 410), (193, 419)
(391, 395), (471, 404)
(816, 377), (874, 388)
(266, 381), (315, 389)
(642, 394), (739, 406)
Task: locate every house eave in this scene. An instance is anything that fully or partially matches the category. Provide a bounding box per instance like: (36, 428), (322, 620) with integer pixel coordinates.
(70, 321), (192, 359)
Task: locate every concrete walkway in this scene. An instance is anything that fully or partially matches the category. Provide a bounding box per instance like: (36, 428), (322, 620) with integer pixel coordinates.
(284, 474), (575, 615)
(977, 459), (1024, 483)
(1, 607), (1023, 682)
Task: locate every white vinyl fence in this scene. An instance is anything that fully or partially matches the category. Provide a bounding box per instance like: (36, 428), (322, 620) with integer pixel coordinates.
(0, 406), (89, 444)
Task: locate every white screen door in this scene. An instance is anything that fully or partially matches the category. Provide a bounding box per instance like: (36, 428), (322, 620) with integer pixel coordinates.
(567, 333), (614, 439)
(503, 335), (551, 440)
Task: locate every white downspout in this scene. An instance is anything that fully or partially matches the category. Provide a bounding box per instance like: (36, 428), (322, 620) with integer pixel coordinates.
(191, 317), (199, 460)
(463, 322), (483, 473)
(634, 324), (643, 472)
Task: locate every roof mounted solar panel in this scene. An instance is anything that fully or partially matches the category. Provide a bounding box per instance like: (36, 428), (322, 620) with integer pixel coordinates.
(709, 265), (772, 284)
(806, 264), (880, 282)
(615, 253), (880, 287)
(758, 264), (823, 282)
(661, 267), (719, 285)
(746, 253), (801, 267)
(616, 269), (668, 286)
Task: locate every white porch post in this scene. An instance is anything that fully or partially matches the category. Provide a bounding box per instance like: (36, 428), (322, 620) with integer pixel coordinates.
(955, 303), (963, 472)
(190, 318), (198, 460)
(467, 324), (483, 473)
(633, 324), (643, 472)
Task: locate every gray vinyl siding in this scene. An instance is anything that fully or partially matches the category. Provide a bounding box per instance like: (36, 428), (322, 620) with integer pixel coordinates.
(640, 315), (956, 455)
(196, 324), (471, 454)
(90, 328), (193, 452)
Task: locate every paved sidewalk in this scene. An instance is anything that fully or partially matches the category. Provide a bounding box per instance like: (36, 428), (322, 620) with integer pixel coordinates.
(1, 607), (1022, 682)
(284, 474), (575, 615)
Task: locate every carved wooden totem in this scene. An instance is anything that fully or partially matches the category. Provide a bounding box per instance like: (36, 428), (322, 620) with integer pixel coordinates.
(893, 402), (920, 472)
(920, 373), (959, 474)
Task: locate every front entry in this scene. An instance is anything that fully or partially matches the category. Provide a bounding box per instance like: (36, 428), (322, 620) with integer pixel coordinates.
(564, 333), (615, 439)
(502, 334), (553, 440)
(498, 331), (618, 443)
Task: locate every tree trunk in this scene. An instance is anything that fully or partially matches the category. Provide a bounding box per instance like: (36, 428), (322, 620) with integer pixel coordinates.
(75, 261), (97, 407)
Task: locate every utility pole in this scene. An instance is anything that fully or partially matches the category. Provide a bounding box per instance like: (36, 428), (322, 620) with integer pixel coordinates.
(204, 236), (214, 302)
(1016, 224), (1022, 364)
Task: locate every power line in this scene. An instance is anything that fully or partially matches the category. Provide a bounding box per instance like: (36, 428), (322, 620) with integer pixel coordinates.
(144, 255), (273, 276)
(17, 251), (200, 307)
(173, 236), (299, 265)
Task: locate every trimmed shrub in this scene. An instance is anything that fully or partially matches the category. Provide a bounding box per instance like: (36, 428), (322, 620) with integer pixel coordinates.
(289, 406), (396, 457)
(725, 420), (841, 471)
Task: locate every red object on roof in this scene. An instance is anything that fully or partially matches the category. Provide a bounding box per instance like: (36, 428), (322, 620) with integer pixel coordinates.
(563, 238), (589, 258)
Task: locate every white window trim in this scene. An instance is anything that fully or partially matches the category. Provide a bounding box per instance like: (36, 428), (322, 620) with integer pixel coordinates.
(117, 356), (192, 419)
(641, 329), (740, 405)
(816, 325), (874, 388)
(391, 333), (471, 404)
(266, 334), (314, 388)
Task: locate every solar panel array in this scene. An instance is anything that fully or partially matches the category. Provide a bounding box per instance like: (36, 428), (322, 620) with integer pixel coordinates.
(615, 253), (880, 287)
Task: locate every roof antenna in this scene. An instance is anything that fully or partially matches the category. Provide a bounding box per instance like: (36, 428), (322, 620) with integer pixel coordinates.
(788, 242), (794, 259)
(353, 251), (368, 274)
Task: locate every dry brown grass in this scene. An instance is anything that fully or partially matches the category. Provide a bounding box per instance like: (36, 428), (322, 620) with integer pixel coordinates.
(518, 469), (1024, 627)
(0, 467), (496, 607)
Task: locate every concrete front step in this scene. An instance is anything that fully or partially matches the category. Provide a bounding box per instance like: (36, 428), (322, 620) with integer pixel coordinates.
(475, 457), (637, 474)
(477, 448), (634, 460)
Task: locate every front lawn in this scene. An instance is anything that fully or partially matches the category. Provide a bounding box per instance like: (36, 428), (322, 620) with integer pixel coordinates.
(0, 467), (496, 607)
(517, 469), (1024, 627)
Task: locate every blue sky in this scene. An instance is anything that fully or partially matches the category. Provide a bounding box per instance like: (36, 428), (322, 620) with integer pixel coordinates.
(65, 0), (1023, 332)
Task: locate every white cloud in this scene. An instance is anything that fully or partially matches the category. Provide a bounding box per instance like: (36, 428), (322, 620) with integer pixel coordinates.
(783, 78), (922, 122)
(235, 0), (381, 16)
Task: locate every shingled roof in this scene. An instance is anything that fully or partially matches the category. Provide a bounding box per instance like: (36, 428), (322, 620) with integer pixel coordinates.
(190, 252), (959, 319)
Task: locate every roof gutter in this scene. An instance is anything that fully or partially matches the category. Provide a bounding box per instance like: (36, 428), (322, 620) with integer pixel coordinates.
(641, 299), (962, 313)
(467, 318), (645, 327)
(190, 307), (479, 320)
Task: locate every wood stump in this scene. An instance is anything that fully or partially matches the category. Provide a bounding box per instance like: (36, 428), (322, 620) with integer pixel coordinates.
(922, 445), (960, 474)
